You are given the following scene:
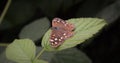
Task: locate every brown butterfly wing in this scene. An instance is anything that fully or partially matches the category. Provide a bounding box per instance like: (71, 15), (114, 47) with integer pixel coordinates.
(50, 28), (65, 47)
(50, 18), (74, 47)
(52, 18), (74, 31)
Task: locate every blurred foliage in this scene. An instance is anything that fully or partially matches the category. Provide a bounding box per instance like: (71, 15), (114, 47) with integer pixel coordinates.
(50, 48), (92, 63)
(19, 17), (50, 42)
(0, 0), (120, 63)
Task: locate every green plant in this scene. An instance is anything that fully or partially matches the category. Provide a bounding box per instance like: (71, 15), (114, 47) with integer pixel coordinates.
(5, 18), (106, 63)
(0, 0), (107, 63)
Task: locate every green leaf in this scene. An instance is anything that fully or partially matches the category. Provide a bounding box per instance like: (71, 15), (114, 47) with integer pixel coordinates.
(42, 30), (55, 51)
(0, 51), (15, 63)
(19, 17), (50, 41)
(6, 39), (36, 63)
(0, 47), (15, 63)
(33, 59), (48, 63)
(42, 18), (107, 51)
(50, 48), (92, 63)
(36, 47), (55, 62)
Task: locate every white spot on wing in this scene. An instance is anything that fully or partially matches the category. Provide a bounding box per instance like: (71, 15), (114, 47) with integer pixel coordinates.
(61, 21), (65, 23)
(54, 38), (58, 40)
(64, 24), (67, 26)
(54, 42), (58, 44)
(57, 20), (60, 22)
(50, 39), (54, 42)
(60, 37), (63, 39)
(59, 39), (61, 41)
(63, 33), (66, 35)
(53, 19), (57, 22)
(51, 42), (54, 45)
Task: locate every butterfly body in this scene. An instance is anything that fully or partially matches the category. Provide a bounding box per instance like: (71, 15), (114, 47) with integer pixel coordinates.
(50, 18), (74, 47)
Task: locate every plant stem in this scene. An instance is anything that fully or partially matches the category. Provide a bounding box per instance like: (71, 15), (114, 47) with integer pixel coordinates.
(35, 48), (45, 60)
(0, 43), (9, 46)
(0, 0), (12, 24)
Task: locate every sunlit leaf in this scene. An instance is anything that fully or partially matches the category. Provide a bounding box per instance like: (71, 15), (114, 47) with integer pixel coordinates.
(6, 39), (36, 63)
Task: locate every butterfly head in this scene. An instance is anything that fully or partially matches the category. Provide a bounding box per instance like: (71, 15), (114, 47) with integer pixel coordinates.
(51, 27), (60, 30)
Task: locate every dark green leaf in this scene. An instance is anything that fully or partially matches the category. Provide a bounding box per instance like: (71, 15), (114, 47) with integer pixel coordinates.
(33, 59), (48, 63)
(0, 51), (15, 63)
(50, 48), (92, 63)
(96, 0), (120, 23)
(36, 47), (55, 63)
(0, 47), (15, 63)
(19, 17), (50, 41)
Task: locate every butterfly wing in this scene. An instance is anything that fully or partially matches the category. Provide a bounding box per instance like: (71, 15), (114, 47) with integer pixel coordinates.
(50, 28), (65, 47)
(52, 18), (74, 31)
(50, 18), (74, 47)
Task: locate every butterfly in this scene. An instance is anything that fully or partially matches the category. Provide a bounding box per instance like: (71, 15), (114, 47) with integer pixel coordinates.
(49, 18), (75, 48)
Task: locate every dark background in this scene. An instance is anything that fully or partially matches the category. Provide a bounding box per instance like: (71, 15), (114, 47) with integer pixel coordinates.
(0, 0), (120, 63)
